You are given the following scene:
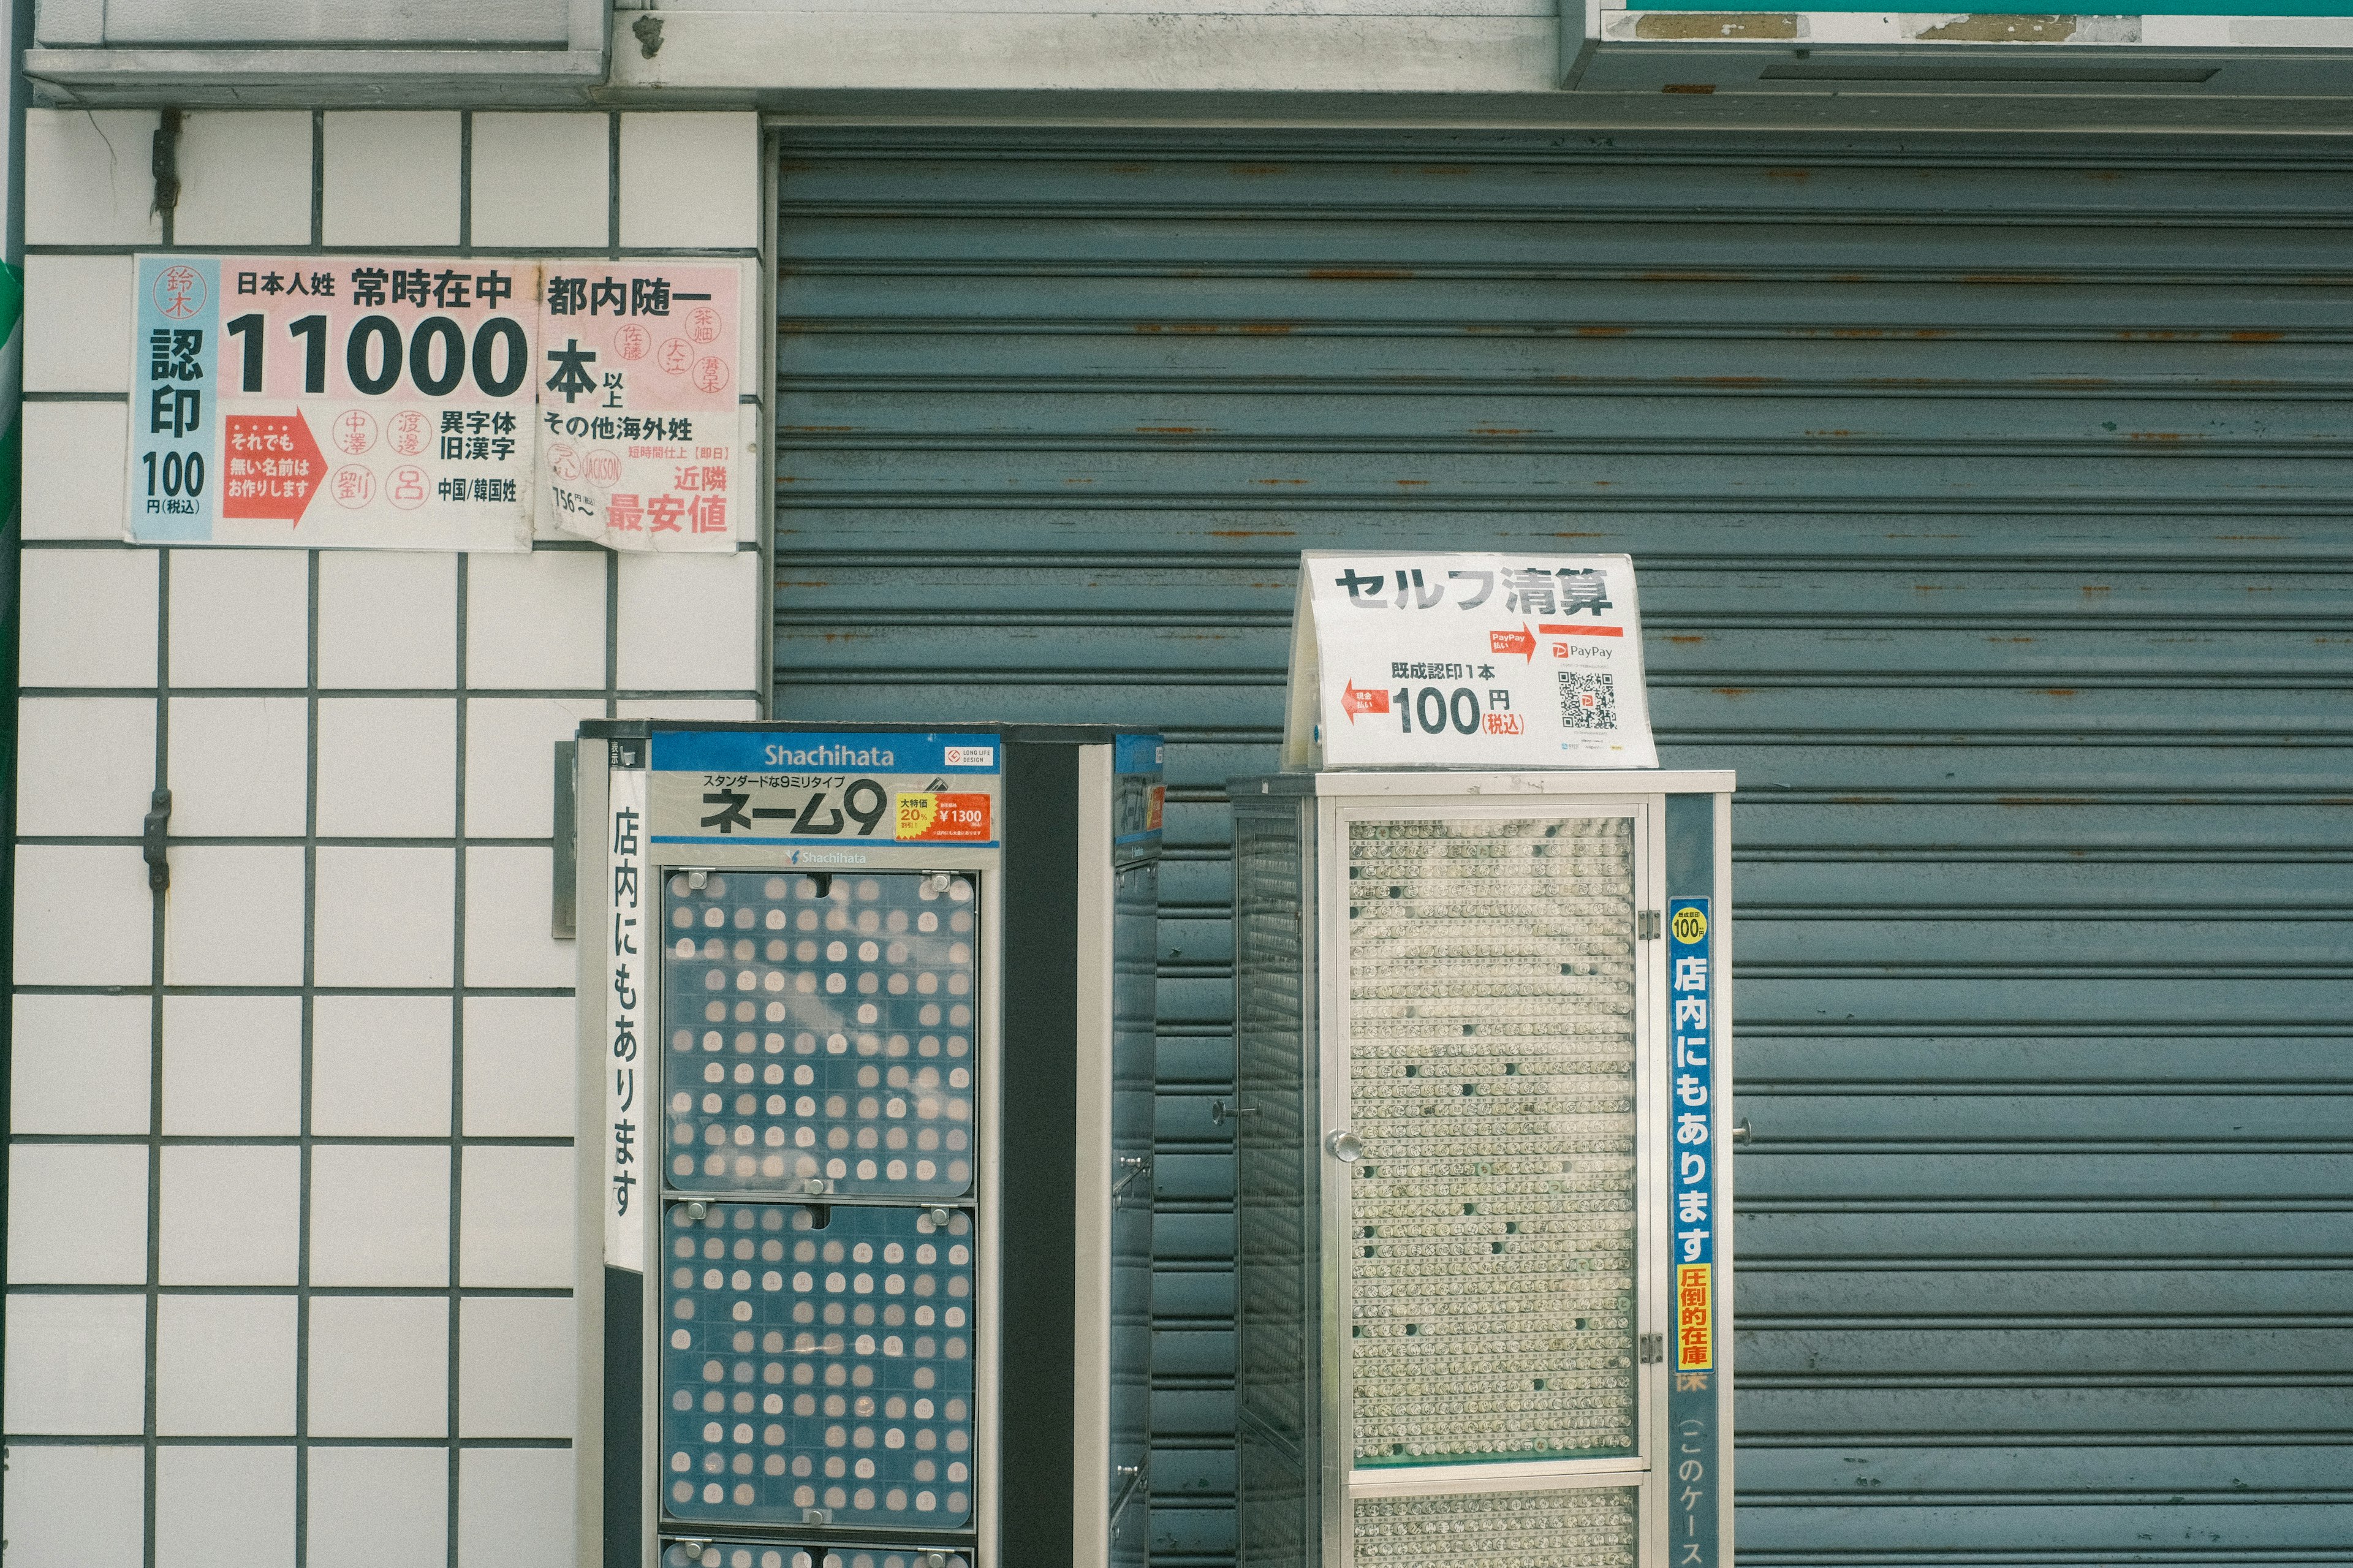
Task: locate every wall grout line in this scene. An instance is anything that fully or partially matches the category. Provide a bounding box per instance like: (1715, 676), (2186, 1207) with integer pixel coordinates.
(311, 113), (325, 249)
(449, 550), (472, 1568)
(142, 547), (170, 1568)
(295, 545), (322, 1568)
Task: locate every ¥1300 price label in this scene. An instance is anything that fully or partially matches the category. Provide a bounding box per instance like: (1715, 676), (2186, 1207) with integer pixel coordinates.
(129, 255), (541, 550)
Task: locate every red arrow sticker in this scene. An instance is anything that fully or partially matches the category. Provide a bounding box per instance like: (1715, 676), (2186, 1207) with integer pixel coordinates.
(1490, 624), (1536, 661)
(1341, 681), (1390, 722)
(221, 412), (325, 525)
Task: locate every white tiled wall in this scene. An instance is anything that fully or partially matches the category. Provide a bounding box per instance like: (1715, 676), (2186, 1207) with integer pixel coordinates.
(9, 107), (768, 1567)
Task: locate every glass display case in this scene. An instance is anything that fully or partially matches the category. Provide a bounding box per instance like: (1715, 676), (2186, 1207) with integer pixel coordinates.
(577, 724), (1164, 1568)
(1230, 769), (1734, 1568)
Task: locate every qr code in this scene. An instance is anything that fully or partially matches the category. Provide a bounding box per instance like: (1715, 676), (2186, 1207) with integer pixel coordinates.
(1558, 671), (1618, 730)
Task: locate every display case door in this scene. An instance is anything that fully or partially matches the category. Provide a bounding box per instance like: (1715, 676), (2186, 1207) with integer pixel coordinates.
(1321, 801), (1662, 1568)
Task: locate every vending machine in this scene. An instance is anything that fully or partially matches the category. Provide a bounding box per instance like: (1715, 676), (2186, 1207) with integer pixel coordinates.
(1226, 768), (1735, 1568)
(574, 722), (1164, 1568)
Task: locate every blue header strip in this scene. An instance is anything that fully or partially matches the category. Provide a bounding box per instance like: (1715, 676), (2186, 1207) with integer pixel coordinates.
(651, 730), (1001, 775)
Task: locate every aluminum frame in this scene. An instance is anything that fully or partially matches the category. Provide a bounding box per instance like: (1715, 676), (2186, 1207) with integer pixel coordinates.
(1317, 792), (1665, 1568)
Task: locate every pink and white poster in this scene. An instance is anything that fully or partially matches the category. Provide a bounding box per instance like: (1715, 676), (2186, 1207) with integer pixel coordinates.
(533, 260), (755, 552)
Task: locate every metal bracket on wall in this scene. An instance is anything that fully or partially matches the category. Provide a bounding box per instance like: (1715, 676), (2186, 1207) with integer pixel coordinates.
(1639, 1333), (1665, 1365)
(551, 741), (577, 939)
(1637, 909), (1662, 940)
(142, 789), (173, 891)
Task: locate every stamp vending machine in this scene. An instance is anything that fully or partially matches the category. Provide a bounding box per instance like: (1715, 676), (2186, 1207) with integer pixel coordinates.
(574, 724), (1165, 1568)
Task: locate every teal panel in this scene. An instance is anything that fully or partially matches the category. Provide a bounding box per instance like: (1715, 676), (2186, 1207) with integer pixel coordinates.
(775, 131), (2353, 1567)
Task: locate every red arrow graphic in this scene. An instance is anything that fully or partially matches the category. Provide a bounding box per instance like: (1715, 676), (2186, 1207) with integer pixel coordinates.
(1490, 623), (1536, 661)
(1341, 681), (1390, 722)
(221, 411), (326, 525)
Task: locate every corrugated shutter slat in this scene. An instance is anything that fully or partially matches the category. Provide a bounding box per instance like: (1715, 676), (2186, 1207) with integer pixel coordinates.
(777, 131), (2353, 1567)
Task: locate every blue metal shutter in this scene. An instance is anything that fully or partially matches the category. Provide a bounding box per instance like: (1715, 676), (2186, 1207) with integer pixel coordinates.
(773, 132), (2353, 1567)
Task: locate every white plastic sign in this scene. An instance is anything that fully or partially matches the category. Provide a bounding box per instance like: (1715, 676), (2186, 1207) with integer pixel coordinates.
(1282, 550), (1659, 770)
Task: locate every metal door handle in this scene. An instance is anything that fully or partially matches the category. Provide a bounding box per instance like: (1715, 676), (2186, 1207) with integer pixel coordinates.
(1210, 1099), (1258, 1125)
(1325, 1129), (1362, 1163)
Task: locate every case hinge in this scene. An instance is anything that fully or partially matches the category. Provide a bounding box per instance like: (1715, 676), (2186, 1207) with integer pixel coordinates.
(1639, 1332), (1665, 1365)
(1637, 910), (1661, 941)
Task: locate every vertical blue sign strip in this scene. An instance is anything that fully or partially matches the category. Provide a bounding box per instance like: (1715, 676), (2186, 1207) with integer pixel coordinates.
(131, 256), (221, 541)
(1667, 895), (1718, 1568)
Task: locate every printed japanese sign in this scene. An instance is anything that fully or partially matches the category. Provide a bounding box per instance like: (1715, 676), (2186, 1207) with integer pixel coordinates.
(535, 261), (753, 551)
(129, 255), (539, 550)
(605, 752), (650, 1271)
(1666, 895), (1722, 1568)
(1281, 551), (1658, 770)
(646, 730), (1002, 854)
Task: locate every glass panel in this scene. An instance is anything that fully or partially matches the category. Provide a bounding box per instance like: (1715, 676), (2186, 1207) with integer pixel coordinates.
(661, 1202), (976, 1531)
(1353, 1486), (1639, 1568)
(1346, 816), (1639, 1467)
(661, 870), (977, 1200)
(1235, 807), (1317, 1568)
(1234, 809), (1314, 1455)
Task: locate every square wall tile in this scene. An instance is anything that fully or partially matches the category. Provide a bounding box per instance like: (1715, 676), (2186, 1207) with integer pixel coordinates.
(308, 1447), (449, 1568)
(5, 1444), (145, 1567)
(26, 254), (134, 393)
(318, 552), (457, 688)
(7, 1143), (149, 1284)
(156, 1295), (297, 1435)
(466, 549), (606, 689)
(167, 697), (310, 837)
(160, 1145), (299, 1285)
(11, 993), (152, 1134)
(21, 547), (157, 689)
(309, 1144), (450, 1287)
(313, 993), (453, 1136)
(616, 550), (759, 691)
(23, 401), (129, 540)
(464, 695), (604, 839)
(164, 845), (306, 987)
(317, 698), (455, 836)
(161, 994), (303, 1135)
(175, 110), (314, 247)
(614, 698), (761, 722)
(458, 1447), (574, 1568)
(4, 1293), (148, 1433)
(323, 111), (459, 246)
(463, 995), (577, 1137)
(13, 844), (152, 987)
(17, 697), (156, 836)
(157, 1445), (298, 1568)
(169, 548), (309, 688)
(619, 113), (759, 249)
(472, 112), (609, 249)
(459, 1296), (575, 1437)
(464, 845), (574, 987)
(460, 1144), (575, 1288)
(26, 109), (163, 244)
(315, 847), (455, 987)
(307, 1297), (449, 1437)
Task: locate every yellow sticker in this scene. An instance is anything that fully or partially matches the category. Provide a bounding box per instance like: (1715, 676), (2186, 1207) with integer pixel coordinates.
(1671, 906), (1708, 944)
(895, 793), (939, 840)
